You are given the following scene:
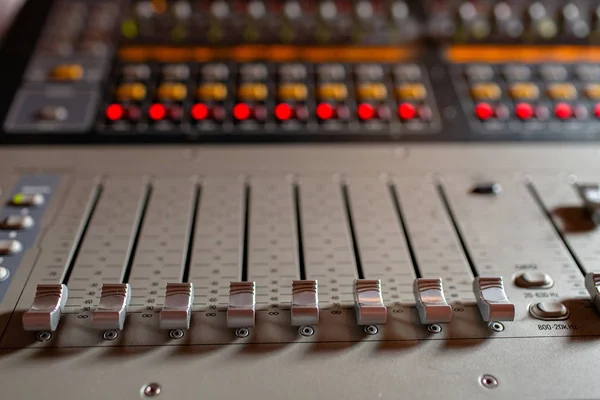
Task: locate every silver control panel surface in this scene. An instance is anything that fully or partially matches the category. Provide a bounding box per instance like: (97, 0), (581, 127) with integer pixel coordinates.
(1, 145), (600, 399)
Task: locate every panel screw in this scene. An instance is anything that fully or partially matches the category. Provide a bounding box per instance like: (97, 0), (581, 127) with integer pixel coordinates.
(428, 324), (442, 334)
(480, 374), (498, 389)
(103, 330), (119, 341)
(36, 331), (52, 342)
(364, 325), (379, 335)
(299, 325), (314, 337)
(235, 327), (250, 338)
(488, 321), (504, 332)
(169, 329), (185, 340)
(142, 383), (161, 397)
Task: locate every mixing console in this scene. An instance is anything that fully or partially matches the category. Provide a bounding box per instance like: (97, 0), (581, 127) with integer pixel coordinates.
(0, 146), (600, 400)
(3, 1), (600, 399)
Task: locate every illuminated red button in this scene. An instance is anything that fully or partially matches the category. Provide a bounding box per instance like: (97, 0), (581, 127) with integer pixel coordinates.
(515, 103), (534, 120)
(105, 104), (123, 121)
(357, 103), (376, 120)
(594, 104), (600, 118)
(233, 103), (251, 120)
(316, 103), (334, 120)
(475, 102), (494, 120)
(398, 103), (417, 120)
(191, 104), (209, 120)
(275, 103), (293, 121)
(554, 102), (572, 120)
(149, 104), (166, 121)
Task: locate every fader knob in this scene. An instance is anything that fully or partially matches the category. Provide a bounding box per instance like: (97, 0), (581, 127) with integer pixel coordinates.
(413, 278), (452, 324)
(22, 284), (68, 332)
(92, 283), (131, 331)
(160, 283), (194, 330)
(354, 279), (387, 326)
(291, 280), (319, 326)
(473, 277), (515, 322)
(227, 282), (256, 329)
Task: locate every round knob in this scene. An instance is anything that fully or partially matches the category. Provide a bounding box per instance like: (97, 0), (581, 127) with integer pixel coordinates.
(211, 1), (229, 19)
(493, 3), (512, 21)
(458, 2), (477, 21)
(320, 1), (337, 21)
(528, 2), (547, 20)
(283, 1), (302, 20)
(391, 1), (409, 20)
(135, 1), (153, 19)
(248, 1), (266, 20)
(172, 1), (192, 19)
(356, 1), (373, 20)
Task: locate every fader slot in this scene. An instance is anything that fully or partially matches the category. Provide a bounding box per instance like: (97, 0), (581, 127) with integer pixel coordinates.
(438, 175), (587, 314)
(125, 178), (198, 313)
(344, 178), (416, 305)
(12, 180), (101, 313)
(247, 177), (299, 310)
(527, 175), (598, 277)
(63, 179), (150, 314)
(300, 177), (357, 308)
(187, 178), (244, 312)
(393, 178), (474, 303)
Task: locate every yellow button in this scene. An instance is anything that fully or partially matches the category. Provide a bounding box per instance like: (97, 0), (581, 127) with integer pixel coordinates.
(116, 83), (147, 102)
(317, 83), (348, 101)
(238, 83), (268, 101)
(470, 83), (501, 101)
(585, 84), (600, 100)
(356, 83), (387, 101)
(278, 83), (308, 101)
(395, 83), (427, 101)
(197, 83), (228, 101)
(157, 83), (188, 101)
(547, 83), (577, 100)
(509, 83), (540, 100)
(50, 64), (84, 81)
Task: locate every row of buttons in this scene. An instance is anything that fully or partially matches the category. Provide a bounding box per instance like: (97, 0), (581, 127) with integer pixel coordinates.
(470, 82), (600, 101)
(465, 64), (600, 83)
(474, 102), (600, 121)
(102, 62), (437, 127)
(105, 102), (432, 123)
(0, 193), (44, 282)
(112, 66), (429, 103)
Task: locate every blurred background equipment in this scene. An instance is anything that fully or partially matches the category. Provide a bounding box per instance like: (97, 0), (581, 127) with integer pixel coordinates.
(2, 2), (600, 400)
(3, 0), (600, 142)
